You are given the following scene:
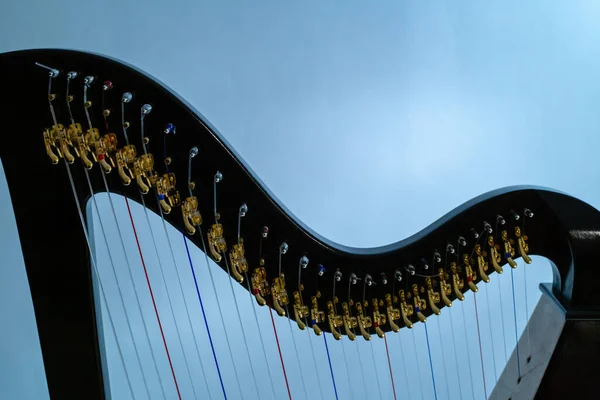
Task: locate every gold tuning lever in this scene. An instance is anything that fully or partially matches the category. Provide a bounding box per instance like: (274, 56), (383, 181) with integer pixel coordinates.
(474, 244), (490, 283)
(293, 290), (309, 330)
(398, 290), (414, 328)
(133, 153), (155, 194)
(501, 230), (518, 268)
(95, 133), (117, 174)
(207, 222), (226, 261)
(327, 300), (343, 340)
(181, 196), (202, 235)
(156, 173), (180, 215)
(229, 241), (248, 283)
(58, 125), (76, 164)
(251, 267), (269, 306)
(463, 254), (478, 293)
(515, 226), (532, 264)
(43, 125), (62, 164)
(355, 301), (373, 340)
(342, 302), (357, 340)
(412, 284), (427, 323)
(487, 236), (503, 274)
(438, 268), (453, 307)
(450, 262), (465, 301)
(425, 277), (441, 315)
(372, 298), (386, 338)
(310, 294), (325, 335)
(385, 293), (401, 332)
(271, 273), (288, 317)
(116, 144), (136, 185)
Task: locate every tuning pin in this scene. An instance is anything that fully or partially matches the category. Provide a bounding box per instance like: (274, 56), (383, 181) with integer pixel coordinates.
(405, 264), (415, 276)
(262, 226), (269, 238)
(510, 210), (520, 221)
(279, 242), (288, 255)
(458, 236), (467, 247)
(141, 104), (152, 115)
(122, 92), (132, 103)
(299, 255), (309, 269)
(433, 250), (442, 263)
(497, 215), (506, 225)
(67, 71), (78, 80)
(381, 273), (388, 285)
(239, 203), (248, 217)
(84, 76), (94, 86)
(35, 62), (59, 78)
(365, 274), (374, 286)
(421, 258), (429, 270)
(395, 269), (403, 282)
(164, 123), (176, 135)
(484, 221), (493, 234)
(446, 244), (455, 254)
(318, 264), (326, 276)
(214, 171), (223, 183)
(102, 81), (113, 91)
(334, 269), (342, 282)
(524, 208), (534, 218)
(470, 228), (479, 239)
(350, 273), (358, 285)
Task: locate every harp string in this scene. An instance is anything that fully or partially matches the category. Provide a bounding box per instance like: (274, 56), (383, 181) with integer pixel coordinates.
(410, 327), (424, 400)
(136, 104), (204, 398)
(448, 306), (462, 396)
(269, 302), (293, 400)
(510, 268), (522, 382)
(334, 273), (353, 399)
(396, 331), (411, 400)
(304, 317), (325, 400)
(284, 305), (308, 400)
(197, 226), (244, 399)
(473, 293), (488, 398)
(183, 233), (228, 399)
(435, 318), (449, 400)
(459, 299), (476, 400)
(485, 281), (498, 385)
(423, 322), (438, 400)
(36, 66), (137, 399)
(383, 335), (397, 400)
(323, 333), (339, 400)
(522, 216), (532, 365)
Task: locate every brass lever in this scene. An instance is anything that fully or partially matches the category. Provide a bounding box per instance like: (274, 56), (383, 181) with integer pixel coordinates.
(475, 244), (490, 283)
(293, 290), (309, 330)
(438, 268), (453, 307)
(342, 302), (357, 340)
(385, 293), (401, 332)
(463, 254), (478, 293)
(327, 300), (343, 340)
(310, 295), (325, 335)
(515, 226), (532, 264)
(450, 262), (465, 301)
(412, 284), (427, 323)
(426, 277), (441, 315)
(488, 236), (503, 273)
(207, 222), (226, 261)
(116, 144), (136, 185)
(271, 273), (288, 316)
(372, 298), (386, 338)
(229, 241), (248, 283)
(501, 230), (517, 268)
(355, 301), (372, 340)
(251, 267), (269, 306)
(398, 290), (414, 328)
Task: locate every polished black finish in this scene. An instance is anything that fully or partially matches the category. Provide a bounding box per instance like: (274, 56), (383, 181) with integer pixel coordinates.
(2, 49), (600, 398)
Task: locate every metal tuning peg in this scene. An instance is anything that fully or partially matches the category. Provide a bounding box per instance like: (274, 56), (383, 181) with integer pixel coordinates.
(115, 144), (136, 185)
(425, 277), (441, 315)
(411, 284), (427, 323)
(487, 236), (503, 273)
(156, 173), (180, 215)
(463, 254), (478, 292)
(310, 295), (325, 336)
(372, 298), (386, 338)
(385, 293), (401, 332)
(229, 204), (250, 282)
(327, 299), (343, 340)
(438, 268), (453, 307)
(341, 302), (357, 340)
(251, 267), (269, 306)
(293, 290), (309, 330)
(474, 244), (490, 283)
(501, 230), (518, 268)
(515, 226), (532, 264)
(398, 290), (414, 328)
(450, 262), (465, 301)
(355, 300), (373, 340)
(271, 273), (288, 316)
(207, 171), (227, 261)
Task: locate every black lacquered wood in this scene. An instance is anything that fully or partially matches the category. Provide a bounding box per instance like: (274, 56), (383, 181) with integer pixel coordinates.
(2, 49), (600, 399)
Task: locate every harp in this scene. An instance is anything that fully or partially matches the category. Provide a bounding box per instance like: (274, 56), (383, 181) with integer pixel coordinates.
(1, 49), (599, 400)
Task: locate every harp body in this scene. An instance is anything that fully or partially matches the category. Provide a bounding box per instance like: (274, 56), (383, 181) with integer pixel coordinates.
(1, 49), (599, 399)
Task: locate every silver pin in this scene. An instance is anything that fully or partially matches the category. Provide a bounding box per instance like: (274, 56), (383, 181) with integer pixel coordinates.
(395, 269), (403, 282)
(350, 273), (358, 285)
(239, 203), (248, 217)
(405, 264), (415, 275)
(262, 226), (269, 238)
(510, 210), (520, 221)
(190, 146), (198, 158)
(67, 71), (78, 80)
(421, 258), (429, 270)
(299, 255), (309, 269)
(433, 250), (442, 263)
(470, 228), (479, 239)
(334, 269), (342, 282)
(141, 104), (152, 116)
(524, 208), (534, 218)
(122, 92), (133, 103)
(214, 171), (223, 183)
(365, 274), (374, 286)
(318, 264), (326, 276)
(279, 242), (288, 255)
(35, 62), (59, 78)
(381, 273), (388, 285)
(446, 244), (455, 254)
(497, 215), (506, 225)
(84, 76), (94, 86)
(458, 236), (467, 247)
(484, 221), (493, 234)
